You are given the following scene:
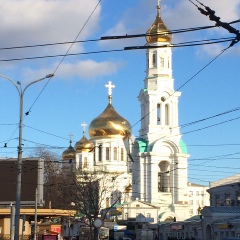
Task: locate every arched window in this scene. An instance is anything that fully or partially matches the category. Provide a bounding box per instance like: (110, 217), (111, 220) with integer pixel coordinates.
(152, 52), (156, 67)
(157, 103), (161, 125)
(165, 104), (169, 125)
(114, 147), (117, 160)
(83, 157), (88, 168)
(99, 145), (102, 161)
(106, 147), (110, 160)
(121, 148), (124, 161)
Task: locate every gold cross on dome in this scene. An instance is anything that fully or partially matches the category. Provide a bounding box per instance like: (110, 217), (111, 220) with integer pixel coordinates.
(81, 122), (87, 133)
(68, 133), (73, 143)
(105, 81), (115, 96)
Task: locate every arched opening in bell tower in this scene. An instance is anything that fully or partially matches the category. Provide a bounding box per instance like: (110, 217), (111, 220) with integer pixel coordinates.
(158, 161), (171, 192)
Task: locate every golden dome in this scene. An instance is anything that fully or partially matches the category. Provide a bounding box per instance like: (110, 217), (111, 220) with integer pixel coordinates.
(75, 136), (94, 153)
(89, 102), (131, 138)
(62, 141), (76, 160)
(89, 81), (131, 138)
(146, 5), (172, 43)
(75, 123), (94, 153)
(125, 184), (132, 193)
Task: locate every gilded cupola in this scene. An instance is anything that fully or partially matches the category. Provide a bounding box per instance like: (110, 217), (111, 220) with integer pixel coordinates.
(75, 122), (94, 153)
(62, 138), (76, 161)
(146, 1), (172, 43)
(89, 81), (132, 138)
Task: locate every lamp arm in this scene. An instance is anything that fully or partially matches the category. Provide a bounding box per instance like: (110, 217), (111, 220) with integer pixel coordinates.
(0, 73), (20, 96)
(22, 74), (54, 95)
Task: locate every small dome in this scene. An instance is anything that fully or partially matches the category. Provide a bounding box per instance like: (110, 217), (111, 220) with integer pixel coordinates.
(75, 136), (94, 153)
(125, 184), (132, 193)
(89, 103), (131, 138)
(146, 5), (172, 43)
(62, 141), (76, 160)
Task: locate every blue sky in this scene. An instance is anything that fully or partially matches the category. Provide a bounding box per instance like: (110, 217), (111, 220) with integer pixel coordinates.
(0, 0), (240, 186)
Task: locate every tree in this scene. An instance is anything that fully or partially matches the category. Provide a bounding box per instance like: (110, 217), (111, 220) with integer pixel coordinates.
(57, 169), (122, 240)
(28, 147), (69, 209)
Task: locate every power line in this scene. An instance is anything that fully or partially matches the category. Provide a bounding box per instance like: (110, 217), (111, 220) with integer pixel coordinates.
(25, 0), (102, 120)
(0, 20), (238, 52)
(0, 37), (234, 62)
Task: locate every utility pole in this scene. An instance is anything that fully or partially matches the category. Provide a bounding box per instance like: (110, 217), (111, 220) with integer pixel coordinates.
(34, 188), (38, 240)
(10, 203), (15, 240)
(0, 73), (54, 240)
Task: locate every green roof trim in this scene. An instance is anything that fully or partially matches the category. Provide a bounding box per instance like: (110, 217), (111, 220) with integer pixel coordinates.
(113, 203), (122, 208)
(146, 76), (157, 79)
(143, 88), (148, 92)
(179, 139), (188, 154)
(136, 138), (148, 153)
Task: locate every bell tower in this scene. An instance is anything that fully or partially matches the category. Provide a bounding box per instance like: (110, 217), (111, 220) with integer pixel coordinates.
(132, 1), (189, 207)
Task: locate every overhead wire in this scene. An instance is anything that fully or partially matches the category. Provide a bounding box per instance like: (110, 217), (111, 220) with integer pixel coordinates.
(0, 18), (238, 53)
(27, 0), (103, 116)
(1, 2), (239, 188)
(0, 37), (234, 62)
(0, 0), (103, 155)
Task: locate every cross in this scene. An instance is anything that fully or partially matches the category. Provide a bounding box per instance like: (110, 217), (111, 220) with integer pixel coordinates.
(68, 133), (73, 142)
(105, 81), (115, 96)
(81, 122), (87, 134)
(158, 0), (160, 6)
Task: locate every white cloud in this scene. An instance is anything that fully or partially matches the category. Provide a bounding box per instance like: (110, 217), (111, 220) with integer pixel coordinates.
(0, 0), (101, 59)
(22, 59), (125, 81)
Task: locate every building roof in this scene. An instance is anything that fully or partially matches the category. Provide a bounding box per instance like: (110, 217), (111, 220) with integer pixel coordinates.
(210, 174), (240, 188)
(188, 182), (208, 188)
(0, 208), (76, 217)
(204, 206), (240, 214)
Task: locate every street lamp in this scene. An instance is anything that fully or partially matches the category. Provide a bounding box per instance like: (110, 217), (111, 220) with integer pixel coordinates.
(0, 73), (54, 240)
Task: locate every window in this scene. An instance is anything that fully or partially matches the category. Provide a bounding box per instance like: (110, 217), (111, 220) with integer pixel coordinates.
(157, 103), (161, 125)
(189, 191), (193, 197)
(114, 147), (117, 160)
(152, 52), (156, 67)
(165, 104), (169, 125)
(147, 213), (151, 218)
(225, 193), (231, 206)
(106, 147), (109, 160)
(99, 145), (102, 161)
(189, 200), (193, 205)
(125, 213), (128, 220)
(83, 157), (88, 168)
(196, 191), (199, 196)
(121, 148), (124, 161)
(136, 204), (140, 207)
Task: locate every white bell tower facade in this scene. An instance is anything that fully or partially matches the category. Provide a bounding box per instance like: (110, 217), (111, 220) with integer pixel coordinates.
(132, 2), (189, 209)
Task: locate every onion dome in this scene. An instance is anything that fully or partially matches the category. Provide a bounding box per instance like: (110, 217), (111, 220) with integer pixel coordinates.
(89, 81), (132, 138)
(146, 3), (172, 43)
(125, 184), (132, 193)
(75, 122), (94, 153)
(62, 140), (76, 160)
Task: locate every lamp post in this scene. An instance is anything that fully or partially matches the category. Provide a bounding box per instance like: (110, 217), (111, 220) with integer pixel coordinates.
(0, 73), (54, 240)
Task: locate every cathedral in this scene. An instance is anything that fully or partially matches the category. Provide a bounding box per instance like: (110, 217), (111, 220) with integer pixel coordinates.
(61, 1), (209, 222)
